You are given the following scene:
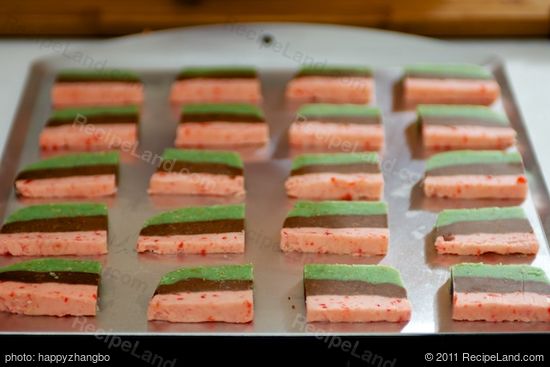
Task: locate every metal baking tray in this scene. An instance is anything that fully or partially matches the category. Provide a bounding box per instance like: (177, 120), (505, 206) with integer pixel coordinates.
(1, 24), (549, 334)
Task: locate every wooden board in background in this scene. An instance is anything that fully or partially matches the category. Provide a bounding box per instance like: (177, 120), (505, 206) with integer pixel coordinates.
(1, 0), (549, 37)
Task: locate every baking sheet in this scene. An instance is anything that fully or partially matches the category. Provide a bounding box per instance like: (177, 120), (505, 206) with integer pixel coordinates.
(0, 24), (549, 334)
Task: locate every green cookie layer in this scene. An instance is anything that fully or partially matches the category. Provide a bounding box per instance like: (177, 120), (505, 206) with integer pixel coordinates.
(436, 207), (526, 228)
(4, 203), (107, 224)
(51, 106), (139, 121)
(425, 150), (522, 172)
(452, 263), (549, 284)
(21, 152), (119, 172)
(182, 103), (264, 119)
(288, 201), (386, 218)
(56, 69), (141, 82)
(292, 152), (379, 170)
(297, 65), (371, 77)
(162, 149), (243, 168)
(418, 105), (508, 125)
(144, 204), (244, 227)
(0, 258), (101, 274)
(177, 66), (256, 79)
(298, 104), (380, 118)
(304, 264), (404, 287)
(159, 264), (253, 286)
(405, 64), (493, 80)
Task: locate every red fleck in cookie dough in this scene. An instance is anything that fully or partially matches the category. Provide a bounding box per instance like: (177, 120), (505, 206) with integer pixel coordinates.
(286, 65), (374, 104)
(285, 152), (383, 200)
(281, 201), (388, 256)
(423, 150), (527, 200)
(170, 66), (261, 103)
(14, 151), (119, 198)
(418, 105), (515, 150)
(0, 202), (108, 256)
(175, 103), (268, 147)
(148, 149), (245, 196)
(51, 69), (143, 108)
(304, 264), (411, 323)
(451, 263), (550, 322)
(403, 64), (500, 107)
(137, 204), (245, 255)
(435, 207), (538, 256)
(148, 264), (253, 323)
(290, 104), (383, 151)
(0, 258), (101, 317)
(39, 106), (139, 151)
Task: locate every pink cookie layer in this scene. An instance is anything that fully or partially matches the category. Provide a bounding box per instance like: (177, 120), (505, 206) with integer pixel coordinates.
(422, 126), (516, 150)
(0, 281), (97, 316)
(286, 76), (373, 103)
(423, 175), (527, 200)
(170, 79), (261, 103)
(423, 125), (516, 150)
(148, 172), (245, 196)
(435, 232), (538, 255)
(0, 231), (108, 256)
(52, 82), (144, 108)
(280, 227), (388, 256)
(40, 124), (137, 151)
(289, 122), (383, 151)
(175, 122), (268, 147)
(404, 78), (500, 106)
(306, 294), (411, 323)
(148, 290), (253, 323)
(137, 232), (244, 254)
(453, 292), (550, 322)
(15, 174), (117, 198)
(285, 173), (383, 200)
